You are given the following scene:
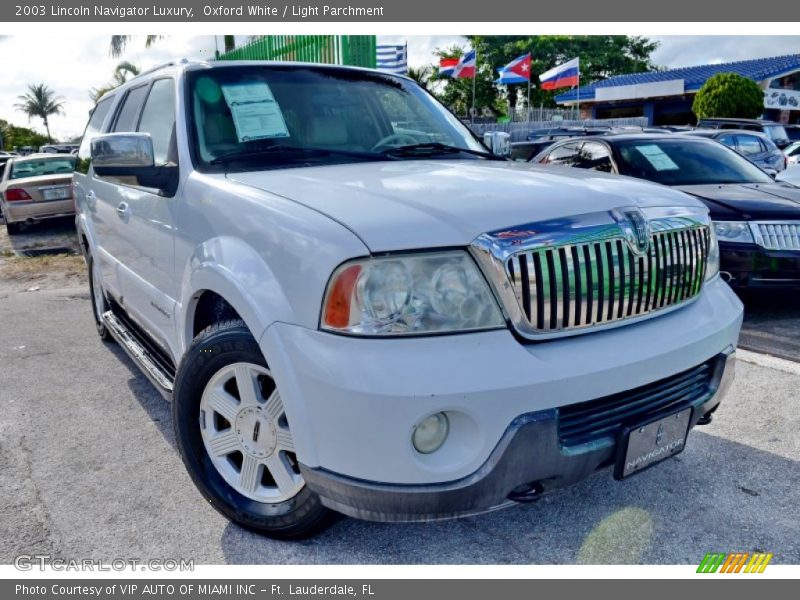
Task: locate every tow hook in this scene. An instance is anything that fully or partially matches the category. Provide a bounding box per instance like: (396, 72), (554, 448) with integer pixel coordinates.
(508, 481), (544, 503)
(697, 412), (714, 426)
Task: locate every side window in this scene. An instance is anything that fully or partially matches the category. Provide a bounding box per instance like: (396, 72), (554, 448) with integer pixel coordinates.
(717, 134), (737, 149)
(736, 135), (763, 156)
(75, 96), (114, 174)
(576, 142), (614, 172)
(112, 85), (150, 132)
(137, 79), (177, 165)
(542, 142), (582, 166)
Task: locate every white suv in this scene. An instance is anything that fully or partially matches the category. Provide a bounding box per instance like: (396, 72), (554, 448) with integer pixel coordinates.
(73, 60), (743, 539)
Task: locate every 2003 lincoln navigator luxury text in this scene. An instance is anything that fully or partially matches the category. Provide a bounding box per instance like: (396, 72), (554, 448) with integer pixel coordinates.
(72, 59), (742, 538)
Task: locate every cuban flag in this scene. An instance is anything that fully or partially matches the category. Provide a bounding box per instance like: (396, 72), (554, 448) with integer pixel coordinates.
(376, 44), (408, 75)
(453, 49), (476, 79)
(540, 57), (580, 90)
(496, 53), (532, 85)
(439, 57), (458, 77)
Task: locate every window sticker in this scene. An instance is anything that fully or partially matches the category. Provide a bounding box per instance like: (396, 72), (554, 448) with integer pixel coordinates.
(635, 144), (679, 171)
(221, 82), (290, 142)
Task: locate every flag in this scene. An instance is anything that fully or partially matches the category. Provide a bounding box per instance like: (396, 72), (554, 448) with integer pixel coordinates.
(496, 53), (532, 85)
(376, 44), (408, 75)
(439, 57), (458, 77)
(453, 49), (476, 79)
(539, 57), (580, 90)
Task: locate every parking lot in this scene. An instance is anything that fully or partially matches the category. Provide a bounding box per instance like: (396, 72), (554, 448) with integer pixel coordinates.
(0, 219), (798, 565)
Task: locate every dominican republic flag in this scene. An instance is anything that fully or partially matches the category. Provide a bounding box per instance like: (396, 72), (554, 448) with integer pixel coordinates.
(496, 53), (532, 84)
(453, 49), (476, 78)
(376, 44), (408, 75)
(540, 57), (580, 90)
(439, 57), (458, 77)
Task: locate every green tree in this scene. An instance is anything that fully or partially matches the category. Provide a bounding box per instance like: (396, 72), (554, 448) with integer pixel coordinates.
(433, 45), (498, 118)
(89, 61), (141, 103)
(0, 118), (49, 150)
(407, 65), (434, 90)
(692, 73), (764, 120)
(14, 83), (65, 143)
(109, 35), (162, 58)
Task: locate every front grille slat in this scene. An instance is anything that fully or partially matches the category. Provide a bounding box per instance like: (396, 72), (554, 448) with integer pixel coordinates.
(558, 362), (714, 447)
(504, 223), (709, 334)
(753, 222), (800, 251)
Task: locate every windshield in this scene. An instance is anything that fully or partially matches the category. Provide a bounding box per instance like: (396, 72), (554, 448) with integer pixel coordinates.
(9, 156), (76, 179)
(763, 124), (789, 144)
(187, 65), (486, 170)
(614, 139), (774, 186)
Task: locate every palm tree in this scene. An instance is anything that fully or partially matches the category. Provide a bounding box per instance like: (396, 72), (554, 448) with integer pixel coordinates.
(88, 61), (141, 103)
(109, 35), (161, 58)
(14, 84), (65, 143)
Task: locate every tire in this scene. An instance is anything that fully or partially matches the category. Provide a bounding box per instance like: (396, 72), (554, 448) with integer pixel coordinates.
(173, 319), (334, 539)
(87, 254), (113, 341)
(6, 221), (21, 236)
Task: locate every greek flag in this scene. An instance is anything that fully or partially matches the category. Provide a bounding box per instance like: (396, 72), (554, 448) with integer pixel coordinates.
(376, 44), (408, 75)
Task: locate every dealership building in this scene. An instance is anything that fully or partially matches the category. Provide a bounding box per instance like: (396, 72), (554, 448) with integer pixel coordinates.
(555, 54), (800, 126)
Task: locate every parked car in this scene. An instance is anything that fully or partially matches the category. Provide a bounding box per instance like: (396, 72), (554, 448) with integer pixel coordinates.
(510, 126), (617, 162)
(0, 154), (76, 235)
(695, 117), (791, 149)
(785, 124), (800, 142)
(532, 134), (800, 289)
(777, 165), (800, 185)
(683, 129), (787, 172)
(73, 61), (741, 539)
(783, 140), (800, 166)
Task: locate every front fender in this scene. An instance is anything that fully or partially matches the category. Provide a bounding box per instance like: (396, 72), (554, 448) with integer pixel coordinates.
(177, 236), (294, 355)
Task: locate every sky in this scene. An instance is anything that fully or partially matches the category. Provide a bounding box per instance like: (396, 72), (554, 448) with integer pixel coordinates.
(1, 34), (799, 142)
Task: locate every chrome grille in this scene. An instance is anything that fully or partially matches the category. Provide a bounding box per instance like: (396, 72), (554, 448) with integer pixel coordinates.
(752, 221), (800, 251)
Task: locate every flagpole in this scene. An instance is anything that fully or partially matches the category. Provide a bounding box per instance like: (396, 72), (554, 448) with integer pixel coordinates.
(471, 48), (477, 124)
(527, 79), (531, 122)
(576, 59), (580, 121)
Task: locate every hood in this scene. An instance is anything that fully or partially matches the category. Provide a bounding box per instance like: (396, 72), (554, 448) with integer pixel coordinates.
(675, 183), (800, 220)
(228, 160), (704, 252)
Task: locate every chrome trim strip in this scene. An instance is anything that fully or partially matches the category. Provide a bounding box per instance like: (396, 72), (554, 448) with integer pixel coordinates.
(749, 220), (800, 251)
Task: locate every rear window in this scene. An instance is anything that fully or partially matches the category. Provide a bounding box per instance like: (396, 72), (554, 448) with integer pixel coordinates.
(763, 124), (789, 143)
(10, 157), (76, 180)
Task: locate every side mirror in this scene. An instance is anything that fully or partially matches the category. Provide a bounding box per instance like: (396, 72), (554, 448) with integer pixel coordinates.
(762, 167), (778, 179)
(91, 133), (177, 195)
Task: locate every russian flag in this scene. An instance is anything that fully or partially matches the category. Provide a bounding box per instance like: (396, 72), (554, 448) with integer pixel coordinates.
(496, 53), (532, 85)
(453, 49), (476, 79)
(439, 57), (458, 77)
(539, 57), (580, 90)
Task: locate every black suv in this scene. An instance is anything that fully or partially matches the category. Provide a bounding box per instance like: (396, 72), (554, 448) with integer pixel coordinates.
(695, 118), (791, 149)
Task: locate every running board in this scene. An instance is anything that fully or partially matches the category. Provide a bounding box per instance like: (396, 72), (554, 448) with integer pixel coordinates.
(102, 310), (174, 398)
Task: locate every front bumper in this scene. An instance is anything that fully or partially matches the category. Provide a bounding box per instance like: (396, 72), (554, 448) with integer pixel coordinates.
(260, 276), (742, 521)
(720, 241), (800, 288)
(300, 350), (735, 522)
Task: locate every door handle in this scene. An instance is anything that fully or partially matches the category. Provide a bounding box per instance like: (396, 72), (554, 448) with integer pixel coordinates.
(86, 190), (96, 209)
(116, 201), (131, 219)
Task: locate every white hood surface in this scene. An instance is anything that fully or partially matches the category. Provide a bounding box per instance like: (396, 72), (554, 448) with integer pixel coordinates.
(229, 160), (705, 252)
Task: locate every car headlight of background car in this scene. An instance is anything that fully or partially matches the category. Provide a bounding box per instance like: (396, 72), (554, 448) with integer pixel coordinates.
(706, 226), (720, 281)
(321, 251), (505, 336)
(713, 221), (754, 244)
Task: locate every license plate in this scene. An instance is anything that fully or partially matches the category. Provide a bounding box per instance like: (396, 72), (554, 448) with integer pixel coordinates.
(42, 187), (68, 200)
(614, 407), (692, 479)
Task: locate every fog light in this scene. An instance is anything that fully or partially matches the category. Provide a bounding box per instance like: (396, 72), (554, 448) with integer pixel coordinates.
(412, 412), (449, 454)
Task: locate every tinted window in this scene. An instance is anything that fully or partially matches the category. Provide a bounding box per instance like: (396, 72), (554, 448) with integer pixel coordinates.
(736, 135), (764, 156)
(717, 134), (737, 148)
(137, 79), (176, 165)
(542, 142), (582, 166)
(75, 97), (113, 173)
(614, 139), (773, 186)
(113, 85), (149, 132)
(575, 142), (614, 172)
(10, 156), (75, 179)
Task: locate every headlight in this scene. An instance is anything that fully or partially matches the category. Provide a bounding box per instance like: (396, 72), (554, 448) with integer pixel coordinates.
(321, 251), (505, 336)
(705, 226), (720, 281)
(713, 221), (754, 243)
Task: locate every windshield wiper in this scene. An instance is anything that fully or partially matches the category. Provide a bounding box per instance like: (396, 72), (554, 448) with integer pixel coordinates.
(379, 142), (505, 161)
(210, 145), (382, 165)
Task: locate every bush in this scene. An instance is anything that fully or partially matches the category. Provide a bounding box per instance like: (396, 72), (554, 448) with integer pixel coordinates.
(692, 73), (764, 120)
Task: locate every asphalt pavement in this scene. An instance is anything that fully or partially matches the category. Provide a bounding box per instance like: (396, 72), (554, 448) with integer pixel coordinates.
(0, 283), (798, 565)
